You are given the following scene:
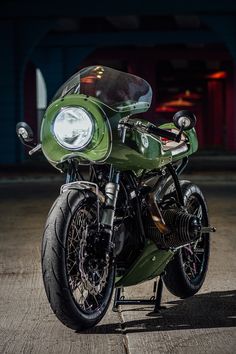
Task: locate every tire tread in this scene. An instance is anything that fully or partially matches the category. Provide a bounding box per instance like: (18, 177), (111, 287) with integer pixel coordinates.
(163, 181), (210, 298)
(41, 188), (115, 331)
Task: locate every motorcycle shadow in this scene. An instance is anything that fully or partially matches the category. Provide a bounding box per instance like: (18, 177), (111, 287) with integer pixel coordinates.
(86, 289), (236, 334)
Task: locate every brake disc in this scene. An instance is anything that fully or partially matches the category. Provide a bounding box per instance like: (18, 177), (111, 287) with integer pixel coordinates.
(78, 227), (109, 296)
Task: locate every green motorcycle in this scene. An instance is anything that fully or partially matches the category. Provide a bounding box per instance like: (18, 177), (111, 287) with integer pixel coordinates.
(16, 65), (215, 331)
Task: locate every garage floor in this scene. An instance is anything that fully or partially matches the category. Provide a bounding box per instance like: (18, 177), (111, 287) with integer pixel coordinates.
(0, 178), (235, 354)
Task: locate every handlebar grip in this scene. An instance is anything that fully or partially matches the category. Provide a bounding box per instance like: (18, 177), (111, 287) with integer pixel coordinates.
(146, 124), (179, 141)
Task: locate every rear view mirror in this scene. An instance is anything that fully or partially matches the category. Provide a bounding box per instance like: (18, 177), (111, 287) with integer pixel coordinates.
(173, 110), (196, 131)
(16, 122), (34, 142)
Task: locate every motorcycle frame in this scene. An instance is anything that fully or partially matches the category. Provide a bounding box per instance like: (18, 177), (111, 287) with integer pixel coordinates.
(64, 123), (187, 289)
(111, 157), (187, 311)
(63, 158), (179, 311)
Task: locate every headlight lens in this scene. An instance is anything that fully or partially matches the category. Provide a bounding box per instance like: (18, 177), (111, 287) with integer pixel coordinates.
(53, 107), (94, 150)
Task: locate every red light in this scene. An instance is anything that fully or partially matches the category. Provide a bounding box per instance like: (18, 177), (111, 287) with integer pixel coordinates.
(161, 137), (170, 143)
(164, 98), (193, 107)
(155, 105), (176, 112)
(207, 71), (227, 79)
(80, 76), (96, 84)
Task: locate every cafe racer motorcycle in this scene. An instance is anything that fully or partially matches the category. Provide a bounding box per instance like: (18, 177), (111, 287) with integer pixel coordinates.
(16, 65), (215, 331)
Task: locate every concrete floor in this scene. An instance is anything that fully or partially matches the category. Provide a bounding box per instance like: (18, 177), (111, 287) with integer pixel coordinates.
(0, 179), (235, 354)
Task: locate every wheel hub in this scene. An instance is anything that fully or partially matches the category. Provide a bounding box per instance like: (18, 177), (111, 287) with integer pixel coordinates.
(78, 227), (109, 296)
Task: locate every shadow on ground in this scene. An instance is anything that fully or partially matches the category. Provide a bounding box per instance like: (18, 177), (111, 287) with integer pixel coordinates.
(86, 290), (236, 334)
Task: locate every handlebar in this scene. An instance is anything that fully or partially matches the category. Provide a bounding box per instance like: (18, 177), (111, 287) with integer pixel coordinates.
(145, 124), (182, 142)
(120, 119), (183, 142)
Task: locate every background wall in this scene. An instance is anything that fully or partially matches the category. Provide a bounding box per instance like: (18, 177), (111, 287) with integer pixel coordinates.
(1, 0), (236, 168)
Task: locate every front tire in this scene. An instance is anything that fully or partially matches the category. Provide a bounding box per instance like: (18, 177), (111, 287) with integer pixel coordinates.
(163, 181), (210, 298)
(42, 188), (115, 331)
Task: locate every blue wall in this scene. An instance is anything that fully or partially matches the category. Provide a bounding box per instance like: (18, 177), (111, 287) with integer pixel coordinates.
(1, 2), (236, 164)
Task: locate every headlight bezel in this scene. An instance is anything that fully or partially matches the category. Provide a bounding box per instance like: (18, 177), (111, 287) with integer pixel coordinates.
(52, 106), (94, 151)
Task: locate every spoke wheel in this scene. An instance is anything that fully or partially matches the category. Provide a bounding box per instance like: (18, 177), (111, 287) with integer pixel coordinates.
(181, 195), (208, 284)
(163, 181), (210, 298)
(66, 204), (109, 314)
(42, 189), (115, 331)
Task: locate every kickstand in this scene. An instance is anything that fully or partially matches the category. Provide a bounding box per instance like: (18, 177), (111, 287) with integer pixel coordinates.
(112, 276), (166, 313)
(112, 287), (121, 312)
(153, 275), (166, 313)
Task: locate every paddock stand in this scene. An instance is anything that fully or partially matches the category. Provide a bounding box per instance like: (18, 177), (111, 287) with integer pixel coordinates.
(112, 275), (166, 313)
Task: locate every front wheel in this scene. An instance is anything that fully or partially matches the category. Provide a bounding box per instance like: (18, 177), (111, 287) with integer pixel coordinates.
(163, 181), (210, 298)
(42, 189), (115, 331)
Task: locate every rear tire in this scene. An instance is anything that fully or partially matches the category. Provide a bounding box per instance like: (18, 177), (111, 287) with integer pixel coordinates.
(42, 188), (115, 331)
(163, 181), (210, 298)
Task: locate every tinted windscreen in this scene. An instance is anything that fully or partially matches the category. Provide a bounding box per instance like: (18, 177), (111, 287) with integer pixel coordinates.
(53, 66), (152, 113)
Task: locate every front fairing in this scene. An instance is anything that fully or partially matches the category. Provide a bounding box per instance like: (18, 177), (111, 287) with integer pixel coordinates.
(40, 65), (152, 168)
(40, 65), (198, 171)
(40, 94), (114, 168)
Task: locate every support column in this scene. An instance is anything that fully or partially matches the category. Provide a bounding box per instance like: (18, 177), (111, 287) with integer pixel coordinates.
(202, 15), (236, 151)
(0, 19), (52, 164)
(32, 46), (95, 103)
(225, 65), (235, 151)
(33, 47), (65, 101)
(24, 62), (37, 137)
(0, 21), (19, 164)
(207, 79), (225, 148)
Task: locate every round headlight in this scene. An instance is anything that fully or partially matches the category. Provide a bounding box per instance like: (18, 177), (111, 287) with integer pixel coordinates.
(53, 107), (94, 150)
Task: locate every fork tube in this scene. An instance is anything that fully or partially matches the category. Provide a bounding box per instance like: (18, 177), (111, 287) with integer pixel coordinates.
(167, 164), (185, 206)
(100, 167), (120, 248)
(66, 159), (77, 183)
(100, 123), (127, 245)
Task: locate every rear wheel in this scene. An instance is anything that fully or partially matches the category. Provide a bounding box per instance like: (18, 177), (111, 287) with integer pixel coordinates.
(42, 189), (115, 330)
(163, 181), (210, 298)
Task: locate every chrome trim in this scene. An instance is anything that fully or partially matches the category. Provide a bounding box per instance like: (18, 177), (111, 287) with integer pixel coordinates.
(61, 180), (100, 197)
(171, 144), (188, 156)
(60, 181), (105, 233)
(29, 144), (42, 156)
(60, 181), (105, 203)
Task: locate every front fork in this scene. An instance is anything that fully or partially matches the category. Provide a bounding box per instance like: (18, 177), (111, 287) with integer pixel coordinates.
(64, 123), (126, 252)
(100, 168), (120, 248)
(100, 121), (128, 250)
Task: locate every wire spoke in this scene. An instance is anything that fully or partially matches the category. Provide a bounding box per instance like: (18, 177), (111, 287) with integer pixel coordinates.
(66, 200), (108, 314)
(194, 248), (205, 253)
(181, 194), (207, 281)
(184, 261), (196, 278)
(193, 253), (202, 264)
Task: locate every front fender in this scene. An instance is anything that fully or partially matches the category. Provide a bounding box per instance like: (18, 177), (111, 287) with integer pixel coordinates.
(60, 181), (105, 204)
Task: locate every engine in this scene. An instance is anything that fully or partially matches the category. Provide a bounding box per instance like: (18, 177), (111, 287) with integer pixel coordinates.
(145, 208), (202, 248)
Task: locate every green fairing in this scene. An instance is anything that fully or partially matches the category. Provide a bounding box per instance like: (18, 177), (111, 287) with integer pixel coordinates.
(159, 122), (199, 161)
(41, 94), (198, 171)
(107, 120), (198, 170)
(115, 240), (174, 287)
(40, 95), (114, 167)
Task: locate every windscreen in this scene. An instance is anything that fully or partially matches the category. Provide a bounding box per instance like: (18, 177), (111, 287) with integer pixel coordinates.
(53, 66), (152, 113)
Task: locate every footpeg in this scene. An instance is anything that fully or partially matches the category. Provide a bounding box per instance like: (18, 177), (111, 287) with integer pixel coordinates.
(201, 226), (216, 233)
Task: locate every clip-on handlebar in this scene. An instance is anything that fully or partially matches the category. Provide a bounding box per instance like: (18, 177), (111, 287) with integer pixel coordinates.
(145, 123), (184, 143)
